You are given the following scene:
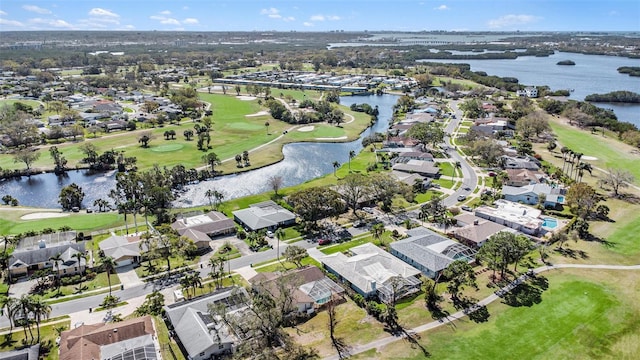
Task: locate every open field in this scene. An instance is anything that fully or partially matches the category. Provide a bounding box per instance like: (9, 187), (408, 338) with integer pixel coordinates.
(350, 269), (640, 360)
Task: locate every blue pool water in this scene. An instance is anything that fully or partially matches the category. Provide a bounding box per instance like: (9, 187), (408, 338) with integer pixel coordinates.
(542, 218), (558, 229)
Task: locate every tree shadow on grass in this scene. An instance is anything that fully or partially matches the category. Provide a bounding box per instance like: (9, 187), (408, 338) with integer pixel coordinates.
(453, 296), (490, 323)
(1, 334), (17, 348)
(502, 275), (549, 308)
(554, 247), (589, 260)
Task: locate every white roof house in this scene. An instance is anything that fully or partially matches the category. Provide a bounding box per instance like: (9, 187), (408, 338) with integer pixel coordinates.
(232, 201), (296, 231)
(318, 243), (421, 303)
(474, 200), (543, 235)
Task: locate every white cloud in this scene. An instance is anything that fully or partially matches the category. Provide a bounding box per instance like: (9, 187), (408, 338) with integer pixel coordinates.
(261, 8), (282, 19)
(123, 24), (135, 29)
(0, 10), (7, 16)
(29, 18), (74, 29)
(488, 14), (540, 29)
(89, 8), (119, 18)
(160, 10), (172, 15)
(283, 16), (295, 22)
(435, 5), (449, 11)
(303, 22), (314, 27)
(150, 15), (180, 25)
(0, 18), (24, 27)
(183, 18), (199, 25)
(310, 14), (341, 22)
(182, 6), (189, 10)
(22, 5), (51, 14)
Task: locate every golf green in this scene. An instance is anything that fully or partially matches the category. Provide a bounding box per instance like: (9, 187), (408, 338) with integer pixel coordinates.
(151, 144), (184, 152)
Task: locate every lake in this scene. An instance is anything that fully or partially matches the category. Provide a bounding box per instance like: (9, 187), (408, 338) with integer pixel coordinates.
(420, 52), (640, 126)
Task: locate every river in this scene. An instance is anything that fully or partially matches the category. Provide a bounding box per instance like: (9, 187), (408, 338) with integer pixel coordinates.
(420, 51), (640, 127)
(0, 94), (398, 209)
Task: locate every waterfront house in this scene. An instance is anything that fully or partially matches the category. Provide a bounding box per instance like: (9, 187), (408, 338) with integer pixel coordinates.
(232, 200), (296, 232)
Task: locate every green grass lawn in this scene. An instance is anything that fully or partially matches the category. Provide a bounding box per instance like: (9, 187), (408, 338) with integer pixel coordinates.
(437, 161), (456, 177)
(0, 319), (70, 360)
(153, 315), (186, 360)
(549, 119), (640, 185)
(352, 269), (640, 360)
(286, 125), (346, 140)
(0, 209), (131, 236)
(254, 256), (321, 273)
(135, 255), (200, 278)
(0, 99), (42, 109)
(432, 178), (455, 189)
(39, 272), (121, 300)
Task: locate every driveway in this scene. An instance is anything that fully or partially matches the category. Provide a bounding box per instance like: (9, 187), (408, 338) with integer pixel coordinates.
(115, 264), (144, 288)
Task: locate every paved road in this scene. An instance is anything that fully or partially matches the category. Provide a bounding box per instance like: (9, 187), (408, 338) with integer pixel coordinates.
(0, 238), (318, 328)
(322, 263), (640, 360)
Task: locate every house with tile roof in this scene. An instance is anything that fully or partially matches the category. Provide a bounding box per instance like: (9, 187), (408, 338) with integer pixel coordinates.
(390, 228), (477, 278)
(317, 243), (422, 304)
(232, 201), (296, 232)
(452, 213), (517, 248)
(58, 316), (157, 360)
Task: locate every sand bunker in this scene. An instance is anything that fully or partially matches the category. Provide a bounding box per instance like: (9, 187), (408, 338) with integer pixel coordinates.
(21, 212), (70, 220)
(246, 110), (270, 117)
(316, 136), (348, 140)
(581, 156), (598, 161)
(298, 126), (315, 132)
(237, 96), (257, 101)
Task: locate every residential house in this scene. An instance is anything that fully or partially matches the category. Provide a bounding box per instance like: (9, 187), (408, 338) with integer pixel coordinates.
(501, 155), (541, 170)
(390, 228), (476, 278)
(164, 287), (250, 360)
(58, 316), (157, 360)
(382, 136), (420, 149)
(392, 159), (440, 178)
(502, 183), (566, 207)
(0, 345), (39, 360)
(394, 151), (434, 162)
(98, 234), (144, 267)
(232, 200), (296, 232)
(516, 87), (538, 98)
(318, 243), (422, 303)
(474, 200), (543, 235)
(452, 213), (515, 248)
(172, 211), (237, 242)
(8, 243), (86, 279)
(504, 169), (546, 187)
(249, 266), (344, 313)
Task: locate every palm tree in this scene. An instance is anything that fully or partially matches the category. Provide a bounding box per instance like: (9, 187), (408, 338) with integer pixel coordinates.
(242, 150), (250, 166)
(30, 296), (50, 342)
(454, 161), (461, 178)
(49, 253), (63, 295)
(72, 252), (88, 293)
(208, 257), (225, 289)
(213, 190), (224, 210)
(371, 223), (385, 247)
(576, 162), (593, 182)
(560, 147), (570, 174)
(274, 228), (285, 261)
(332, 161), (340, 177)
(102, 256), (117, 297)
(202, 152), (221, 174)
(235, 154), (242, 167)
(205, 189), (215, 209)
(572, 152), (583, 179)
(190, 273), (202, 298)
(18, 294), (34, 342)
(265, 121), (270, 135)
(348, 150), (356, 171)
(1, 296), (19, 339)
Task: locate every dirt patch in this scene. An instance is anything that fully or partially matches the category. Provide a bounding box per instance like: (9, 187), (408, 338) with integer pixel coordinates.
(245, 110), (269, 117)
(298, 126), (315, 132)
(236, 95), (257, 101)
(21, 212), (69, 220)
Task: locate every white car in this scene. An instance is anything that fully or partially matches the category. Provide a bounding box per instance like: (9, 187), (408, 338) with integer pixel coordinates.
(266, 230), (274, 238)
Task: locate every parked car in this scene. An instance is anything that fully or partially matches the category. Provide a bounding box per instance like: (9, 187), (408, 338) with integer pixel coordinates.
(457, 195), (467, 201)
(461, 205), (472, 212)
(266, 230), (274, 238)
(318, 238), (332, 245)
(353, 220), (365, 228)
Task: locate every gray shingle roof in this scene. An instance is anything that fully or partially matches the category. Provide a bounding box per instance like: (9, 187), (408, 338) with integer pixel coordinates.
(9, 243), (86, 270)
(391, 228), (476, 273)
(232, 201), (296, 231)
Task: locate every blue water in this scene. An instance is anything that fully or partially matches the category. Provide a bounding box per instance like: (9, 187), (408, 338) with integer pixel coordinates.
(542, 218), (558, 229)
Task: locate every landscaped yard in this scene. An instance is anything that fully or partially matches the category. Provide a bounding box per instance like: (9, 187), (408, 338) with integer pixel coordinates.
(0, 319), (70, 360)
(37, 271), (121, 300)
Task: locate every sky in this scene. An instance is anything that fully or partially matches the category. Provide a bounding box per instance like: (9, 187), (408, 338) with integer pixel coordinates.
(0, 0), (638, 32)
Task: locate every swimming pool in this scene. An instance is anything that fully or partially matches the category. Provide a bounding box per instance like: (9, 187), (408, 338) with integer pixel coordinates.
(542, 218), (558, 229)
